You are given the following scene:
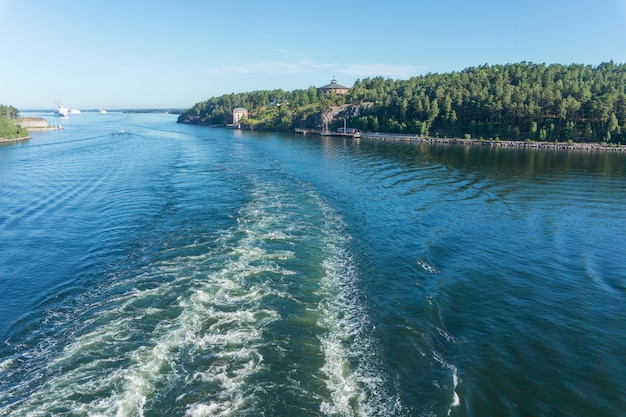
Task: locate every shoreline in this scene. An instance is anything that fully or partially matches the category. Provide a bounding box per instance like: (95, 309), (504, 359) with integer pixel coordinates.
(0, 135), (31, 143)
(27, 126), (63, 132)
(0, 126), (62, 144)
(357, 133), (625, 152)
(294, 128), (624, 151)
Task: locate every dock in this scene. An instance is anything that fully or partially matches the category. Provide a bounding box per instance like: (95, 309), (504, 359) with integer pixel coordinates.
(295, 128), (361, 138)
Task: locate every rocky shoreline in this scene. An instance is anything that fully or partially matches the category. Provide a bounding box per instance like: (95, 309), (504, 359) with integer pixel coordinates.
(0, 117), (63, 143)
(0, 135), (31, 143)
(358, 133), (625, 152)
(26, 126), (62, 132)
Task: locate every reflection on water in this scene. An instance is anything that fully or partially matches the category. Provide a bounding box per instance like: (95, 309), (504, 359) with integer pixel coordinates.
(349, 139), (626, 178)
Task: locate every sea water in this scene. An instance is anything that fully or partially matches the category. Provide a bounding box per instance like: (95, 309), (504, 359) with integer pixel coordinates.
(1, 112), (624, 416)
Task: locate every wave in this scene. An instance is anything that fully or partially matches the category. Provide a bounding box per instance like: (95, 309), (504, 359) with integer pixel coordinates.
(433, 350), (460, 416)
(0, 172), (400, 416)
(313, 193), (403, 417)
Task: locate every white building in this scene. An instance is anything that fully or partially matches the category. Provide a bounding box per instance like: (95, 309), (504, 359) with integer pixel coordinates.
(233, 108), (248, 124)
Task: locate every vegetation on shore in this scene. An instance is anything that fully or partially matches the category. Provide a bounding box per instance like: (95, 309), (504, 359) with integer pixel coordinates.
(178, 62), (626, 144)
(0, 105), (28, 140)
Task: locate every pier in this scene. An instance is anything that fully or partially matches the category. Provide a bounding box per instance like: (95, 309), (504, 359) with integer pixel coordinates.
(295, 128), (361, 138)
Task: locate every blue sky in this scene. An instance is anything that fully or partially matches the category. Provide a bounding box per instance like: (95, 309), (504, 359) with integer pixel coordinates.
(2, 0), (626, 110)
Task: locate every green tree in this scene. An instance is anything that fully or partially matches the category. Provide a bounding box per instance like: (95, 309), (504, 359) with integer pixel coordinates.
(584, 122), (594, 140)
(564, 121), (577, 140)
(178, 62), (626, 143)
(608, 113), (619, 134)
(0, 117), (28, 139)
(530, 121), (538, 139)
(0, 105), (20, 119)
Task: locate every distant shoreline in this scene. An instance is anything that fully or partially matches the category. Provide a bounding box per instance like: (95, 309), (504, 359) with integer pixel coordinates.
(294, 128), (625, 152)
(357, 133), (625, 152)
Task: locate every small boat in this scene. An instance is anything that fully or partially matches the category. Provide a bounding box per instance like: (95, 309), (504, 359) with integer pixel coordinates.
(56, 105), (69, 117)
(69, 108), (81, 114)
(100, 108), (107, 114)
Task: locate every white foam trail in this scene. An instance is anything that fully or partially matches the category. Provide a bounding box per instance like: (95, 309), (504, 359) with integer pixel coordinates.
(2, 177), (402, 416)
(436, 326), (458, 343)
(417, 258), (441, 274)
(315, 198), (402, 417)
(0, 181), (298, 416)
(0, 358), (16, 372)
(433, 351), (461, 415)
(181, 182), (301, 415)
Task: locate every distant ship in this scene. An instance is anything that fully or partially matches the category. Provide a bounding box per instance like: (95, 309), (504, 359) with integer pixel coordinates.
(69, 108), (81, 114)
(56, 105), (69, 117)
(100, 108), (107, 114)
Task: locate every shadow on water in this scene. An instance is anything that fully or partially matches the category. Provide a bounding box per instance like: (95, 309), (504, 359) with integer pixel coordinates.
(342, 138), (626, 179)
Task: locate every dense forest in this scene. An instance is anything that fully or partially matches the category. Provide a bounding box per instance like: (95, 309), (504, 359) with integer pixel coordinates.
(178, 62), (626, 144)
(0, 105), (28, 139)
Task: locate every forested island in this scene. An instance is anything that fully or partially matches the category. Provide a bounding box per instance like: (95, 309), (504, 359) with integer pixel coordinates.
(178, 62), (626, 145)
(0, 105), (29, 141)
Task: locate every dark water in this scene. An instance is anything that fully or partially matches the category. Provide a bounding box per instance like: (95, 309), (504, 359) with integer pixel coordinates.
(1, 112), (625, 416)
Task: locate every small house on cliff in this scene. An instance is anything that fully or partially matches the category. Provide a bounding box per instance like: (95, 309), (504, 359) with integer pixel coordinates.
(318, 78), (350, 95)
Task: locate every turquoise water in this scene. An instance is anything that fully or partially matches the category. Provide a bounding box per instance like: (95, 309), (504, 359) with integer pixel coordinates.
(1, 112), (625, 416)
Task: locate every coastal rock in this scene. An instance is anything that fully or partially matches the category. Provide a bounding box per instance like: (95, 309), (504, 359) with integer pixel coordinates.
(17, 117), (49, 129)
(317, 103), (372, 128)
(17, 117), (61, 131)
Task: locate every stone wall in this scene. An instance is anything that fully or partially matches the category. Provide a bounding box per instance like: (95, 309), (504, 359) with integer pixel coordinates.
(17, 117), (49, 128)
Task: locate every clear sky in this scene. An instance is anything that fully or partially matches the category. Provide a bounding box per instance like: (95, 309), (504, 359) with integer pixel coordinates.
(2, 0), (626, 110)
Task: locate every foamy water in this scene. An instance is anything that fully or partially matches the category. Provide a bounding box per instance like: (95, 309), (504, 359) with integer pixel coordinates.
(1, 112), (625, 416)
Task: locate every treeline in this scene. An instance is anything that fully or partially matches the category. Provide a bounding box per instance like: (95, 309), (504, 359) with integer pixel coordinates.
(0, 105), (28, 139)
(178, 62), (626, 143)
(0, 104), (20, 119)
(178, 86), (346, 131)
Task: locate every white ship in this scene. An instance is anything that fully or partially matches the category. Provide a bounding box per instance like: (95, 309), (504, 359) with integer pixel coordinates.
(100, 108), (107, 114)
(69, 108), (81, 114)
(56, 105), (69, 117)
